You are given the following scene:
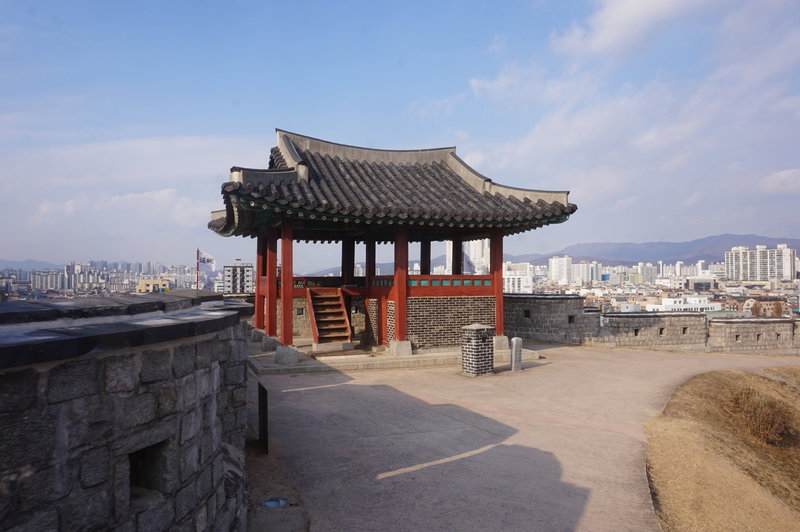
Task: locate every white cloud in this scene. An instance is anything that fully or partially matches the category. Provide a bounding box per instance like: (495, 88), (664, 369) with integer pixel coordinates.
(488, 34), (507, 53)
(552, 0), (718, 57)
(760, 169), (800, 194)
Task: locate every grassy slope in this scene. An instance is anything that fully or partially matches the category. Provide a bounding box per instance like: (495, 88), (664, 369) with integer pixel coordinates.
(645, 367), (800, 531)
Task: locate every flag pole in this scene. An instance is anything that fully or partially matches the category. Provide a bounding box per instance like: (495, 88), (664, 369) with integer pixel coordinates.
(196, 248), (199, 291)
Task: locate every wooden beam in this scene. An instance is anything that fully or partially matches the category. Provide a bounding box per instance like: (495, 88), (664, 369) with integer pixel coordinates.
(394, 228), (408, 341)
(490, 229), (504, 335)
(280, 219), (293, 345)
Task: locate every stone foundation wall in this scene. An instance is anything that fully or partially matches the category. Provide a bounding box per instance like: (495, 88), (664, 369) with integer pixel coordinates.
(274, 297), (310, 337)
(504, 294), (599, 345)
(0, 293), (251, 532)
(407, 296), (495, 350)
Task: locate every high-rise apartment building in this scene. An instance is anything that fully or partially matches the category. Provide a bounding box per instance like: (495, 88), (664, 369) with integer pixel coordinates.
(725, 244), (797, 281)
(548, 255), (572, 285)
(503, 261), (534, 293)
(223, 259), (254, 294)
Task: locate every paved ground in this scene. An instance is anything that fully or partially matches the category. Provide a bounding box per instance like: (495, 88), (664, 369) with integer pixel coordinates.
(256, 344), (800, 531)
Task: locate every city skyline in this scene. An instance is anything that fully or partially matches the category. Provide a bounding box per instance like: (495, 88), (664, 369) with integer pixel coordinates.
(2, 1), (799, 272)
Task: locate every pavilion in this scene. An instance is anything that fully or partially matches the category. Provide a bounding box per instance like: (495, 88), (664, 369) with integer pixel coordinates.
(209, 129), (576, 353)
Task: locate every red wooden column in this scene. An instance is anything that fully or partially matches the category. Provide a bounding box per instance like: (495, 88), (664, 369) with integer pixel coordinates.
(280, 219), (293, 345)
(394, 228), (409, 341)
(265, 229), (278, 337)
(451, 239), (463, 275)
(255, 233), (267, 331)
(490, 228), (504, 335)
(420, 239), (431, 275)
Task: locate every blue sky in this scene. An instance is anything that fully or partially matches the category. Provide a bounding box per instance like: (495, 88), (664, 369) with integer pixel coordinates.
(2, 0), (799, 273)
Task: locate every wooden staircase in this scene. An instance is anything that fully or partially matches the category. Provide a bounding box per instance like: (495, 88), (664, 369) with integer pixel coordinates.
(307, 288), (352, 345)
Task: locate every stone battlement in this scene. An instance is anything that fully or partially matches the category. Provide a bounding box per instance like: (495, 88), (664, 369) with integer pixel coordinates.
(0, 291), (253, 531)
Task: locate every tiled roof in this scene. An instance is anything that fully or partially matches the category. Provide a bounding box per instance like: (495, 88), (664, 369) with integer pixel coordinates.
(209, 130), (577, 241)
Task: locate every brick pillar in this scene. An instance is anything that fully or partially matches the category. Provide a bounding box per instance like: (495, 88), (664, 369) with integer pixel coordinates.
(461, 323), (494, 376)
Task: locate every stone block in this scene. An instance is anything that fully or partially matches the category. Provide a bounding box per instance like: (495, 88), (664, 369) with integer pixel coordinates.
(155, 384), (178, 416)
(180, 443), (200, 482)
(47, 359), (100, 403)
(119, 393), (157, 429)
(0, 410), (56, 470)
(260, 335), (280, 352)
(181, 408), (203, 444)
(173, 344), (196, 378)
(80, 447), (110, 487)
(177, 374), (198, 410)
(0, 368), (39, 413)
(224, 364), (245, 386)
(106, 354), (141, 393)
(175, 482), (198, 521)
(230, 387), (247, 409)
(19, 464), (74, 511)
(194, 340), (213, 369)
(141, 348), (172, 383)
(389, 340), (412, 356)
(57, 485), (111, 531)
(6, 509), (59, 532)
(134, 494), (173, 532)
(196, 369), (214, 399)
(274, 346), (300, 365)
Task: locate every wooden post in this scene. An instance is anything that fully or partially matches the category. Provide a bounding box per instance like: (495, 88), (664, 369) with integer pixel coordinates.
(280, 219), (293, 345)
(394, 228), (408, 341)
(490, 229), (504, 335)
(365, 237), (376, 296)
(420, 239), (431, 275)
(452, 239), (463, 275)
(266, 229), (278, 337)
(255, 233), (266, 330)
(341, 237), (355, 285)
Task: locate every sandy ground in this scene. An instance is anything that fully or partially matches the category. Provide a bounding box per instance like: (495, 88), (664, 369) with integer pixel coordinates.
(245, 344), (800, 531)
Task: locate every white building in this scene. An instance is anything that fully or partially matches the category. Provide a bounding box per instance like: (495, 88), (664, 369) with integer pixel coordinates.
(503, 261), (534, 293)
(645, 296), (722, 312)
(548, 255), (572, 285)
(223, 259), (254, 294)
(445, 239), (490, 274)
(725, 244), (797, 281)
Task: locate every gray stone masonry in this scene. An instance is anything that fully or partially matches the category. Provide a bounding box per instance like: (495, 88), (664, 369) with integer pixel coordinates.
(504, 294), (799, 355)
(461, 323), (494, 377)
(0, 292), (252, 532)
(511, 337), (523, 371)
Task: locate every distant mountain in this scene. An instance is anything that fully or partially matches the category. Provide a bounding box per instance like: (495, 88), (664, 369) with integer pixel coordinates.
(0, 259), (64, 271)
(538, 234), (800, 264)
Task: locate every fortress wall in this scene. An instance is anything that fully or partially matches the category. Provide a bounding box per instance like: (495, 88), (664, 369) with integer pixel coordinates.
(503, 294), (798, 355)
(587, 313), (708, 351)
(707, 318), (797, 354)
(0, 294), (252, 532)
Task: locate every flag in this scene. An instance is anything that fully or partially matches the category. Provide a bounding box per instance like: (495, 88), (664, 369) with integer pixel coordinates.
(198, 249), (216, 272)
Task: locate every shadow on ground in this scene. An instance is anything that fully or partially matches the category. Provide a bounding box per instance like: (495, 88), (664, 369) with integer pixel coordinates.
(256, 370), (589, 531)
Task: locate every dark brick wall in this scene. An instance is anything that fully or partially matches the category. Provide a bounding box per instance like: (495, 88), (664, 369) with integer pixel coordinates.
(407, 296), (495, 350)
(386, 301), (395, 346)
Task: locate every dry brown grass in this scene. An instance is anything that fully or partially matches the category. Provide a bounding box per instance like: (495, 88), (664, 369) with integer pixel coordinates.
(646, 366), (800, 531)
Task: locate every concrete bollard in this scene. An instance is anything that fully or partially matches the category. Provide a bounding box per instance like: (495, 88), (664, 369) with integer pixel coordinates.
(461, 323), (494, 377)
(511, 337), (523, 371)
